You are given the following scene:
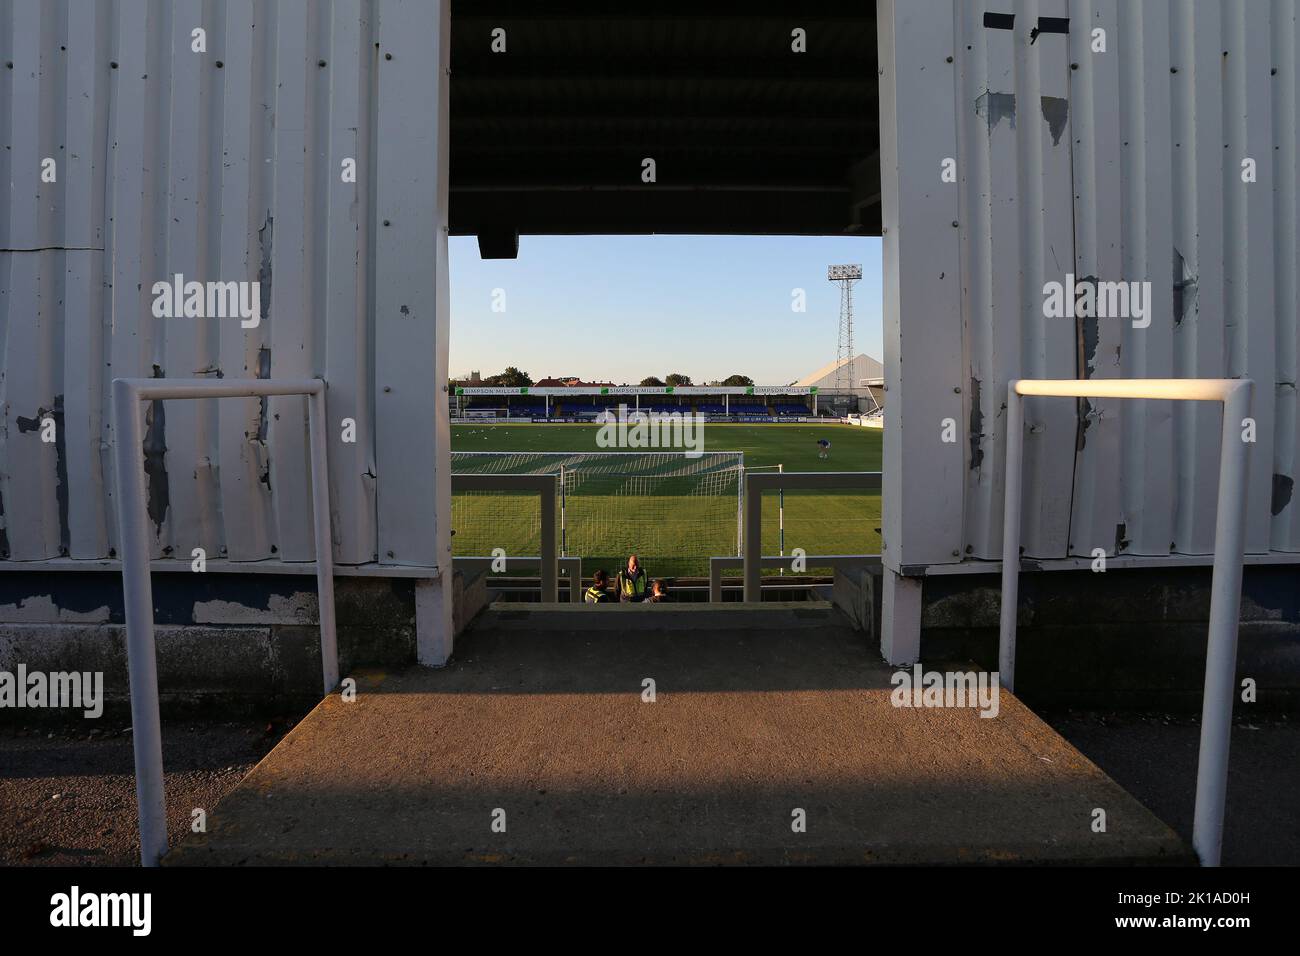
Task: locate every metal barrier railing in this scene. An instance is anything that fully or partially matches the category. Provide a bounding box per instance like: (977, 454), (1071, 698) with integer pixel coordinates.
(1001, 377), (1253, 867)
(450, 473), (559, 602)
(112, 377), (338, 867)
(741, 471), (883, 601)
(710, 554), (882, 602)
(453, 555), (583, 603)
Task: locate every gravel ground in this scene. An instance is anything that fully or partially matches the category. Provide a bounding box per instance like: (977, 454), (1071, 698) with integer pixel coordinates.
(1044, 710), (1298, 866)
(1, 709), (1294, 866)
(0, 716), (301, 866)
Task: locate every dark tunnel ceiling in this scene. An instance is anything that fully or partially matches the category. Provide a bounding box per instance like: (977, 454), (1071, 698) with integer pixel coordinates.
(449, 1), (880, 256)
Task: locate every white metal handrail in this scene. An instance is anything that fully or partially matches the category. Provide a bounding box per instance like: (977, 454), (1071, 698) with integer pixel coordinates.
(1000, 377), (1253, 867)
(454, 554), (582, 603)
(450, 473), (559, 601)
(710, 553), (881, 602)
(112, 377), (338, 867)
(742, 471), (882, 600)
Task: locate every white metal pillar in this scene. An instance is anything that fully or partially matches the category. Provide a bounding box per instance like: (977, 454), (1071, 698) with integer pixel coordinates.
(875, 0), (965, 664)
(380, 0), (452, 655)
(878, 0), (964, 572)
(416, 574), (454, 666)
(375, 0), (453, 660)
(880, 567), (922, 665)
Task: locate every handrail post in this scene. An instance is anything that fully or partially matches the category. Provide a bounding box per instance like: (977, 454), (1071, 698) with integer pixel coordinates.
(1193, 380), (1252, 866)
(308, 388), (339, 692)
(999, 377), (1253, 866)
(539, 475), (558, 601)
(451, 474), (558, 601)
(112, 377), (338, 866)
(743, 474), (763, 600)
(742, 472), (882, 602)
(112, 379), (168, 867)
(999, 383), (1025, 692)
(560, 556), (583, 603)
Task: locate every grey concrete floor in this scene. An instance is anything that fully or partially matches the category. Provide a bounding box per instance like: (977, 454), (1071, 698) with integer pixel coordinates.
(1044, 709), (1299, 866)
(0, 718), (295, 866)
(165, 608), (1189, 865)
(2, 610), (1293, 867)
(7, 712), (1291, 866)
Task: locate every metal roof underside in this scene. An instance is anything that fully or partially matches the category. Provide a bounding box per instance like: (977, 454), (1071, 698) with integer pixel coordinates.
(448, 1), (880, 255)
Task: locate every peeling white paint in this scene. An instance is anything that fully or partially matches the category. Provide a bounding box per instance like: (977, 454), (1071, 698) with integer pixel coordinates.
(192, 592), (319, 626)
(0, 595), (112, 624)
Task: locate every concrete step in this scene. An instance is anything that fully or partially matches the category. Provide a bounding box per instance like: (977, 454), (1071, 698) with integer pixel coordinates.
(166, 610), (1192, 865)
(482, 600), (843, 633)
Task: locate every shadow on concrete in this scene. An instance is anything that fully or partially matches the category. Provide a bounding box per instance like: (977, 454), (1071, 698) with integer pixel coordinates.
(165, 606), (1190, 865)
(348, 604), (923, 695)
(168, 778), (1191, 866)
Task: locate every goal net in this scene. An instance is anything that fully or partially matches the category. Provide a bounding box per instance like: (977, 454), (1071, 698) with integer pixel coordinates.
(450, 451), (744, 575)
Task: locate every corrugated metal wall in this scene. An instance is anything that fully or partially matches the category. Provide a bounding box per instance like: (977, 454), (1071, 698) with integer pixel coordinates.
(0, 0), (403, 566)
(6, 0), (1298, 573)
(1058, 0), (1300, 560)
(882, 0), (1300, 568)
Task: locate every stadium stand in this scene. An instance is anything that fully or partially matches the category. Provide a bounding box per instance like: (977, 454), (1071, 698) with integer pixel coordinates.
(509, 403), (548, 418)
(575, 403), (625, 420)
(773, 402), (812, 417)
(453, 387), (830, 423)
(732, 398), (770, 420)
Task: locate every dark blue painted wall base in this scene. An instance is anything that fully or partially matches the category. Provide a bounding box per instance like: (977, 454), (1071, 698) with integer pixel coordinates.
(0, 573), (416, 719)
(3, 563), (1297, 716)
(920, 565), (1300, 711)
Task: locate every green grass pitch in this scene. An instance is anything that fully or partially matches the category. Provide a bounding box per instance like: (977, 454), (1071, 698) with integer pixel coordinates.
(450, 422), (883, 579)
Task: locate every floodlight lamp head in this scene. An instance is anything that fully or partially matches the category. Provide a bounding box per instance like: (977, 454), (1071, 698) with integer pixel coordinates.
(827, 264), (863, 280)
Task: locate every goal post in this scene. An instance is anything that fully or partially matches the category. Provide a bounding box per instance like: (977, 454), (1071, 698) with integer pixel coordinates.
(450, 451), (745, 574)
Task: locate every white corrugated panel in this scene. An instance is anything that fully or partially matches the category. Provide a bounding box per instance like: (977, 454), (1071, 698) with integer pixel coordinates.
(0, 0), (397, 566)
(884, 0), (1300, 568)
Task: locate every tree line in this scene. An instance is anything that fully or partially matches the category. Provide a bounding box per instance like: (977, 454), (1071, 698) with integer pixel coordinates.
(455, 369), (756, 388)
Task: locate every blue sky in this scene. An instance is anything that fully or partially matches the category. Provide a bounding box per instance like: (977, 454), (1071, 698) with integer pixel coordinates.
(449, 235), (883, 385)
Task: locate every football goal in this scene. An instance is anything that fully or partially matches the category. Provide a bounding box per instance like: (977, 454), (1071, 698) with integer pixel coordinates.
(450, 451), (744, 576)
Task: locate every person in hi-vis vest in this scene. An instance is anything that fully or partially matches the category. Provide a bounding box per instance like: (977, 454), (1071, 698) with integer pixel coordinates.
(618, 554), (649, 603)
(585, 569), (614, 604)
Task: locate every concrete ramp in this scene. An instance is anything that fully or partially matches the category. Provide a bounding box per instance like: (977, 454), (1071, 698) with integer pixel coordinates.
(166, 604), (1191, 865)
